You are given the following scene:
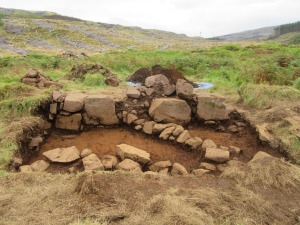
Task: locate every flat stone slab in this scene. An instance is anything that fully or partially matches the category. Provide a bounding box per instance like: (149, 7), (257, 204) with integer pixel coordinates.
(204, 148), (230, 163)
(43, 146), (80, 163)
(116, 144), (150, 164)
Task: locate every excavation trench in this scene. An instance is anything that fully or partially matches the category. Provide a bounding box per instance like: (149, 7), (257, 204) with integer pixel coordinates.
(24, 122), (282, 174)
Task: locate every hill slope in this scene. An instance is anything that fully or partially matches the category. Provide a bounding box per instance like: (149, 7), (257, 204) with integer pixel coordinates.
(210, 26), (276, 41)
(0, 7), (212, 55)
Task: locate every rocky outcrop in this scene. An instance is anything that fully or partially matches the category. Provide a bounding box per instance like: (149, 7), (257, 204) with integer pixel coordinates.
(43, 146), (80, 163)
(84, 95), (119, 125)
(149, 98), (191, 124)
(116, 144), (151, 164)
(196, 93), (229, 121)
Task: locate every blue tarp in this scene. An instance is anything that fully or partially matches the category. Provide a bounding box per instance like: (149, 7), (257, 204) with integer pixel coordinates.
(127, 81), (214, 89)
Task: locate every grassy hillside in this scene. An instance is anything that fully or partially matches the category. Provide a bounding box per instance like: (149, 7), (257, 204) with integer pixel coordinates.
(0, 7), (220, 55)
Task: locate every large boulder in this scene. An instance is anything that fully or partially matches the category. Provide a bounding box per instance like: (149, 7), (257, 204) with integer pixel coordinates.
(116, 159), (142, 172)
(196, 93), (229, 121)
(116, 144), (151, 164)
(149, 98), (191, 124)
(176, 79), (194, 99)
(204, 148), (230, 163)
(63, 93), (87, 112)
(145, 74), (170, 87)
(43, 146), (80, 163)
(82, 154), (104, 172)
(84, 95), (119, 125)
(55, 113), (82, 131)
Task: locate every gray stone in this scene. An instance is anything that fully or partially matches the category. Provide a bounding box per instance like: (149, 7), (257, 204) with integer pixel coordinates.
(176, 79), (194, 98)
(43, 146), (80, 163)
(205, 148), (230, 163)
(133, 119), (145, 125)
(30, 160), (50, 172)
(100, 155), (119, 169)
(172, 125), (184, 137)
(176, 130), (191, 143)
(84, 95), (119, 125)
(116, 144), (150, 164)
(145, 74), (170, 87)
(127, 113), (138, 125)
(153, 123), (173, 133)
(135, 125), (143, 130)
(158, 168), (169, 175)
(228, 146), (241, 154)
(80, 148), (92, 158)
(256, 123), (279, 148)
(143, 121), (156, 135)
(199, 162), (217, 171)
(149, 98), (191, 124)
(196, 93), (229, 121)
(56, 114), (82, 131)
(171, 163), (188, 175)
(163, 84), (176, 96)
(50, 103), (58, 114)
(29, 136), (43, 148)
(126, 87), (141, 99)
(145, 88), (155, 96)
(82, 153), (104, 172)
(116, 159), (141, 171)
(19, 165), (33, 172)
(201, 139), (217, 150)
(159, 126), (176, 140)
(149, 160), (172, 172)
(63, 93), (87, 112)
(185, 137), (203, 150)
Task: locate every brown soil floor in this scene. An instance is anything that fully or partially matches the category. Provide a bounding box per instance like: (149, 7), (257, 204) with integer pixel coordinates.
(28, 125), (285, 173)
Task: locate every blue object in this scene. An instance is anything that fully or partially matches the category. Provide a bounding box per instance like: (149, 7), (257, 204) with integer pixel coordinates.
(194, 82), (214, 90)
(127, 81), (140, 86)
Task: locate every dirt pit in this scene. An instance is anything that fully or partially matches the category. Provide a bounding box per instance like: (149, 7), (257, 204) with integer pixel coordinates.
(26, 125), (284, 174)
(127, 65), (196, 86)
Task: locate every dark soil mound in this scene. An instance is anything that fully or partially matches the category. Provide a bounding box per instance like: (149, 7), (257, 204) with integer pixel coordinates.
(127, 65), (196, 87)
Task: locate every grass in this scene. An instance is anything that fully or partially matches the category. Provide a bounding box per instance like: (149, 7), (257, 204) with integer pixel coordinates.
(238, 84), (300, 109)
(0, 171), (299, 225)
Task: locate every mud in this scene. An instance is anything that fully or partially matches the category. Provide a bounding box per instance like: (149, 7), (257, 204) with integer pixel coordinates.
(127, 65), (196, 86)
